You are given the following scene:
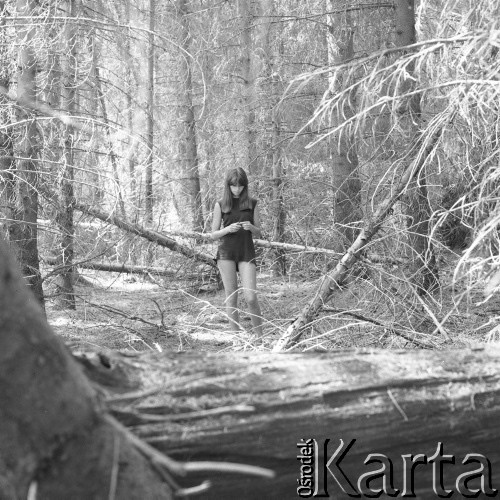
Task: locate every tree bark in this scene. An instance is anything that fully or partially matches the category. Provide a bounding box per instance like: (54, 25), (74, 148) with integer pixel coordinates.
(0, 237), (174, 499)
(395, 0), (439, 294)
(239, 0), (259, 175)
(87, 347), (500, 499)
(326, 0), (362, 248)
(0, 3), (14, 240)
(257, 0), (287, 276)
(94, 62), (127, 218)
(145, 0), (155, 227)
(199, 44), (216, 221)
(176, 0), (204, 232)
(55, 0), (78, 310)
(12, 0), (44, 308)
(124, 0), (138, 211)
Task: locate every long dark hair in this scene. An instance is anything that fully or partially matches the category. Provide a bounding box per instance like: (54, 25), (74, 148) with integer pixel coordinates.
(220, 168), (252, 212)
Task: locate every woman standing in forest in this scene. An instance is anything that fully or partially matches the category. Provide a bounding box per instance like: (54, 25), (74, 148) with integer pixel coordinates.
(211, 168), (264, 338)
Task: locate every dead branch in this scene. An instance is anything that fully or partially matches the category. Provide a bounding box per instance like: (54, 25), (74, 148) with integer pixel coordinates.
(166, 229), (408, 264)
(322, 307), (439, 349)
(44, 255), (190, 277)
(74, 203), (217, 269)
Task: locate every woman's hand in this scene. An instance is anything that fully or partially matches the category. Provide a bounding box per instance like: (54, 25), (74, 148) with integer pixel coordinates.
(240, 221), (261, 238)
(241, 221), (257, 233)
(225, 222), (242, 234)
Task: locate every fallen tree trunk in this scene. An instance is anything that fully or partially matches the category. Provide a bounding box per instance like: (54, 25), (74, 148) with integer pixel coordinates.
(74, 203), (217, 269)
(83, 346), (500, 499)
(272, 118), (452, 352)
(44, 255), (191, 278)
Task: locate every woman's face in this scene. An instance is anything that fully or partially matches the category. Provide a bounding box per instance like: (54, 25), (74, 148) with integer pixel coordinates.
(230, 182), (244, 197)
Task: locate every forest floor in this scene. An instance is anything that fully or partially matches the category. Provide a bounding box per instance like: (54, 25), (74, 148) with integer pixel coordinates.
(48, 269), (314, 354)
(46, 247), (500, 355)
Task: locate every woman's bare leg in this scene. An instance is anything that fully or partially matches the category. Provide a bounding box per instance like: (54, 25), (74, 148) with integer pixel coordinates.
(217, 260), (240, 332)
(238, 261), (263, 337)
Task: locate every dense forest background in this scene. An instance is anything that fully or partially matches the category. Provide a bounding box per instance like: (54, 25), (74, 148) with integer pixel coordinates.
(1, 0), (500, 352)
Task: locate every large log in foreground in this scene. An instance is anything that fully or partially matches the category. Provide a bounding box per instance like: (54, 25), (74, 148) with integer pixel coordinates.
(88, 347), (500, 499)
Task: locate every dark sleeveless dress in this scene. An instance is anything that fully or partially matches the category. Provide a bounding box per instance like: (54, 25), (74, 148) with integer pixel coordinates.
(216, 197), (257, 268)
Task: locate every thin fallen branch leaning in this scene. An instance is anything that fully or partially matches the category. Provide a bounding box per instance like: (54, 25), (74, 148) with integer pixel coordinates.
(44, 255), (190, 278)
(272, 113), (453, 352)
(74, 203), (217, 269)
(322, 307), (439, 349)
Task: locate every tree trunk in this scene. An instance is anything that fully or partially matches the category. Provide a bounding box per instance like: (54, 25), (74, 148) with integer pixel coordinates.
(12, 0), (44, 308)
(326, 0), (362, 248)
(258, 0), (287, 276)
(239, 0), (258, 175)
(0, 4), (14, 240)
(145, 0), (155, 227)
(0, 236), (175, 499)
(55, 0), (78, 310)
(176, 0), (204, 232)
(126, 0), (138, 207)
(270, 102), (287, 276)
(94, 61), (127, 218)
(395, 0), (439, 294)
(0, 125), (14, 239)
(199, 39), (216, 222)
(87, 347), (500, 499)
(104, 0), (139, 213)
